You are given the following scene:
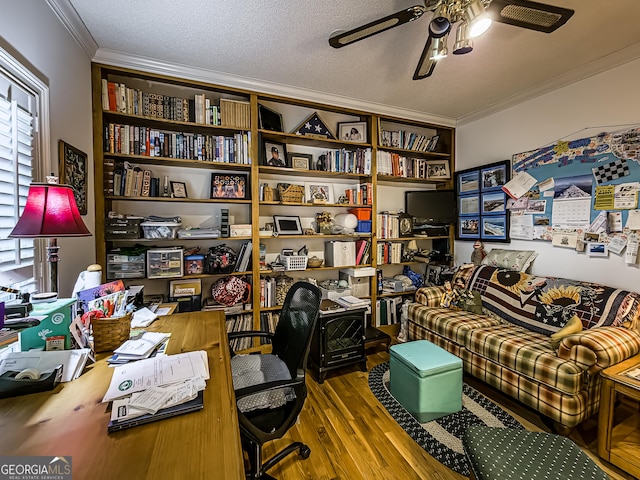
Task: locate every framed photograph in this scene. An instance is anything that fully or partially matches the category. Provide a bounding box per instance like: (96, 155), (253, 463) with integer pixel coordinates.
(458, 216), (480, 239)
(426, 160), (451, 179)
(481, 162), (508, 191)
(458, 170), (480, 193)
(262, 140), (288, 167)
(338, 121), (367, 143)
(481, 191), (506, 214)
(288, 153), (312, 170)
(273, 215), (303, 235)
(459, 194), (480, 216)
(170, 181), (188, 198)
(305, 182), (334, 204)
(481, 215), (508, 241)
(211, 173), (249, 199)
(258, 104), (283, 132)
(587, 242), (608, 257)
(58, 140), (88, 215)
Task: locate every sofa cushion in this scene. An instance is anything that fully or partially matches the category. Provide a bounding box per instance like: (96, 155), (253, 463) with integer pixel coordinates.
(481, 249), (538, 272)
(408, 304), (502, 347)
(466, 324), (585, 395)
(468, 265), (639, 336)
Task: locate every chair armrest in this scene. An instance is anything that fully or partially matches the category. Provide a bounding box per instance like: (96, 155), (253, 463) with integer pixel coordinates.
(234, 377), (304, 400)
(227, 330), (274, 341)
(557, 326), (640, 374)
(415, 286), (447, 307)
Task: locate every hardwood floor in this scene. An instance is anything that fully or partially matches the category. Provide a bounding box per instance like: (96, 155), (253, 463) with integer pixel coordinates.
(254, 347), (635, 480)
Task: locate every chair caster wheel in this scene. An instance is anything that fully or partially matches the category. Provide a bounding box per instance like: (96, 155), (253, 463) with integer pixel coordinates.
(299, 445), (311, 459)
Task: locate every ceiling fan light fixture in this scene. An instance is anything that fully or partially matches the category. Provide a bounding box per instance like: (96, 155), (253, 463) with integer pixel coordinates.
(466, 0), (492, 37)
(429, 34), (448, 61)
(453, 21), (473, 55)
(429, 2), (451, 38)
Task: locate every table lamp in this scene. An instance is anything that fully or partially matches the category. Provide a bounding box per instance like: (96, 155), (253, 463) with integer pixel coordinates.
(8, 180), (91, 295)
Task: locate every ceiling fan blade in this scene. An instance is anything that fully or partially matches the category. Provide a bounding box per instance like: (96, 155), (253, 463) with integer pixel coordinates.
(486, 0), (574, 33)
(329, 5), (426, 48)
(413, 34), (437, 80)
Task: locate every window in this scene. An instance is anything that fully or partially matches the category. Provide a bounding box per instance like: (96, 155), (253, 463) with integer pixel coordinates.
(0, 46), (49, 296)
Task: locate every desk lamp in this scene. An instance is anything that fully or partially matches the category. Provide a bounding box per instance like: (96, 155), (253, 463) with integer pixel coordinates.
(8, 179), (91, 295)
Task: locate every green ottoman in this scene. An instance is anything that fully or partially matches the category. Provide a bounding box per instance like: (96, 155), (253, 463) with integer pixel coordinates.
(463, 425), (609, 480)
(389, 340), (463, 422)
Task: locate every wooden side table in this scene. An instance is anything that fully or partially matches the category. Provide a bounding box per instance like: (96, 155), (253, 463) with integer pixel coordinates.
(598, 354), (640, 478)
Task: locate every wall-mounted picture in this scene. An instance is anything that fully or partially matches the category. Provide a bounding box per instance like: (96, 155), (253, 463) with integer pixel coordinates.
(211, 173), (249, 199)
(338, 121), (367, 143)
(481, 215), (507, 241)
(170, 181), (188, 198)
(587, 242), (608, 257)
(262, 140), (288, 168)
(458, 170), (480, 193)
(481, 191), (506, 214)
(426, 160), (450, 179)
(553, 173), (593, 198)
(273, 215), (303, 235)
(525, 199), (547, 214)
(288, 153), (312, 170)
(459, 216), (480, 239)
(305, 182), (334, 204)
(59, 140), (88, 215)
(481, 162), (508, 191)
(459, 194), (480, 216)
(258, 104), (283, 132)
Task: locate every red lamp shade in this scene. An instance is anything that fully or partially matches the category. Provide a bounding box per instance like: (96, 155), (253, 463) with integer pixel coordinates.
(8, 183), (90, 238)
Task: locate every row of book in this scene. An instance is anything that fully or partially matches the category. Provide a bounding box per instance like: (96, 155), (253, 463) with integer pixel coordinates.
(259, 276), (278, 308)
(373, 297), (404, 327)
(234, 241), (252, 273)
(355, 239), (372, 265)
(380, 129), (438, 152)
(319, 148), (371, 175)
(225, 314), (253, 351)
(104, 161), (153, 197)
(104, 122), (251, 164)
(377, 151), (437, 179)
(342, 183), (373, 205)
(100, 79), (251, 129)
(377, 242), (404, 265)
(377, 213), (403, 239)
(259, 312), (280, 345)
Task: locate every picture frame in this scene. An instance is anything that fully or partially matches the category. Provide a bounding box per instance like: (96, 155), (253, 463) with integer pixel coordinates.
(481, 162), (508, 191)
(481, 215), (508, 241)
(292, 112), (335, 139)
(170, 181), (188, 198)
(481, 191), (506, 214)
(459, 194), (480, 216)
(211, 173), (249, 199)
(457, 170), (480, 193)
(338, 121), (367, 143)
(258, 104), (284, 132)
(304, 182), (334, 204)
(288, 153), (312, 170)
(458, 216), (480, 239)
(587, 242), (608, 257)
(58, 140), (88, 215)
(273, 215), (303, 235)
(426, 160), (451, 179)
(262, 140), (289, 167)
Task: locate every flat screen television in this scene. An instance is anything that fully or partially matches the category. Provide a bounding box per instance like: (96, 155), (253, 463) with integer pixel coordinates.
(405, 189), (457, 227)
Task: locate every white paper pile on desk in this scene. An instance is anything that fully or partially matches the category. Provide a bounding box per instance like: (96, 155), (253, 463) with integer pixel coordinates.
(335, 295), (371, 309)
(129, 307), (158, 328)
(107, 331), (170, 366)
(0, 349), (91, 382)
(104, 350), (209, 430)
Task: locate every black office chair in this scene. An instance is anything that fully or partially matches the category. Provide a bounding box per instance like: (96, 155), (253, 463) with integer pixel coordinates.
(228, 281), (321, 480)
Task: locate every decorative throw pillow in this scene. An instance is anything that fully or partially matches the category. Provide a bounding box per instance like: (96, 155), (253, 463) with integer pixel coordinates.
(481, 249), (538, 272)
(550, 315), (583, 350)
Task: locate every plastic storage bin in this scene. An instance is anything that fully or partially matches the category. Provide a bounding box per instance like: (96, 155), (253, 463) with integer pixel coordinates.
(107, 252), (146, 279)
(349, 208), (372, 221)
(147, 248), (184, 278)
(140, 221), (181, 240)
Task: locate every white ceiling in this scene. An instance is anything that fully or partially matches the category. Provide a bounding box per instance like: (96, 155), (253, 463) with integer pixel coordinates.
(56, 0), (640, 125)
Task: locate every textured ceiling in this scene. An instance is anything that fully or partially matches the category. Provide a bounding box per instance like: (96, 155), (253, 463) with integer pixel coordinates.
(64, 0), (640, 124)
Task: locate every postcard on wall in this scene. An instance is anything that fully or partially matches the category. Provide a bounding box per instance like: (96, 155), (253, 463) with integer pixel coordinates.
(588, 211), (608, 234)
(507, 196), (528, 210)
(626, 210), (640, 230)
(613, 183), (639, 209)
(608, 211), (623, 232)
(552, 230), (579, 249)
(509, 214), (534, 240)
(524, 199), (546, 214)
(502, 171), (537, 199)
(538, 177), (555, 192)
(594, 185), (614, 210)
(607, 236), (627, 255)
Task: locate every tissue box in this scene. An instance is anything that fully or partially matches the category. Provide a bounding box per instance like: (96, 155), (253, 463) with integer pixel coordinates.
(324, 241), (356, 267)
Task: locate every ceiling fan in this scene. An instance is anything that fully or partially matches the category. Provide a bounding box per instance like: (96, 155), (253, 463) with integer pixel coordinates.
(329, 0), (574, 80)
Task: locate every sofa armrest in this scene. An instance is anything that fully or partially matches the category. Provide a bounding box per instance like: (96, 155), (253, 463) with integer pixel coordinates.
(557, 326), (640, 374)
(415, 286), (447, 307)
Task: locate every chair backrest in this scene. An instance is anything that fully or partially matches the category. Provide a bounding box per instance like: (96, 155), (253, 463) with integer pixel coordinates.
(271, 281), (321, 379)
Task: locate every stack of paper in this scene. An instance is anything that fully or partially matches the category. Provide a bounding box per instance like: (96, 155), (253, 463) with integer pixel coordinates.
(107, 332), (170, 365)
(130, 307), (158, 328)
(335, 295), (371, 309)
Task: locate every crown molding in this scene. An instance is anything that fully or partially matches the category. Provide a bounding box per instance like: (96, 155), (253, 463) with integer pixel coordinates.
(46, 0), (98, 57)
(92, 48), (457, 128)
(458, 41), (640, 126)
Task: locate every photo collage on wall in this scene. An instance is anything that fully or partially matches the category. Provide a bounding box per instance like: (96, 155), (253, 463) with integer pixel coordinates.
(455, 159), (510, 242)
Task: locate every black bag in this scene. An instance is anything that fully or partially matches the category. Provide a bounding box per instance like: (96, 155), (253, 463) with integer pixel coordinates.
(204, 244), (237, 274)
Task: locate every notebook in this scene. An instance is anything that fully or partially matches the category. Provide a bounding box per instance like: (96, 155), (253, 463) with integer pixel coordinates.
(107, 390), (204, 433)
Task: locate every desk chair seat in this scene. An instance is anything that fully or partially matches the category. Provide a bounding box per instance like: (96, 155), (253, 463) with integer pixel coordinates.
(229, 281), (321, 480)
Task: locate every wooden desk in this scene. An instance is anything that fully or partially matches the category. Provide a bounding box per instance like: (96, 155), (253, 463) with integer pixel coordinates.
(0, 311), (244, 480)
(598, 354), (640, 478)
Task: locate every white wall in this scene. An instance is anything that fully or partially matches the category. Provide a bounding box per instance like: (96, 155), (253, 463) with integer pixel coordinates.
(1, 1), (94, 297)
(456, 58), (640, 289)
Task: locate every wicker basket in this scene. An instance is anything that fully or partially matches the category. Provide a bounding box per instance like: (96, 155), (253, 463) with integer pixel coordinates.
(91, 312), (132, 353)
(278, 184), (304, 203)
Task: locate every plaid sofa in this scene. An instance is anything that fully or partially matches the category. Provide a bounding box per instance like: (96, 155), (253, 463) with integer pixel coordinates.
(408, 265), (640, 428)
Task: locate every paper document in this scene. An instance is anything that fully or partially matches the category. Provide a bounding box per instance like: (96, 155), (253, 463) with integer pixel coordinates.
(114, 332), (170, 357)
(131, 307), (158, 328)
(102, 351), (209, 402)
(502, 171), (537, 199)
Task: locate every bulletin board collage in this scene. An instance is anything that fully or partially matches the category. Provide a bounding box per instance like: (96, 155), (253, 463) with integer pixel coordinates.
(505, 126), (640, 263)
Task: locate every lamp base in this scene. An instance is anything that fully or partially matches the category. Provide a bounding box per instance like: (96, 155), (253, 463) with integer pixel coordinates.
(31, 292), (58, 304)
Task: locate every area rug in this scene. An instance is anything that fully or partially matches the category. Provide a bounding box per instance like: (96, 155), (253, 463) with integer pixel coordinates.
(368, 362), (525, 476)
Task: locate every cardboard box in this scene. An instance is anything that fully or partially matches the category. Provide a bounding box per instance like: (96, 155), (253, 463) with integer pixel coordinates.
(324, 241), (356, 267)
